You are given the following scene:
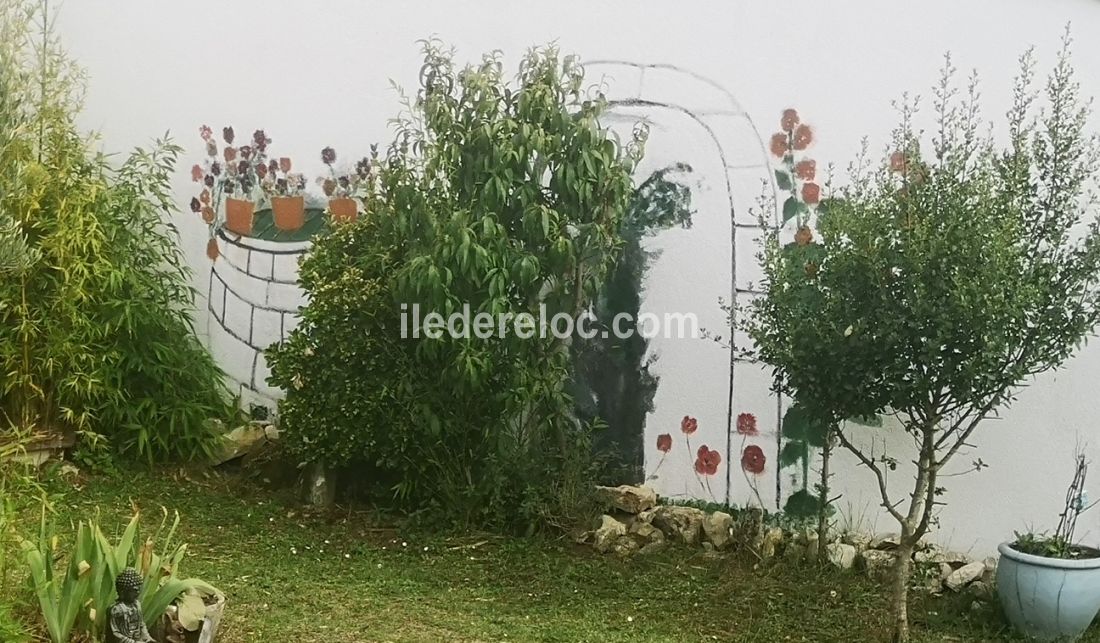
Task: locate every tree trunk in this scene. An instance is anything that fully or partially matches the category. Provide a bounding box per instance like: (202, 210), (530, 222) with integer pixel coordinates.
(890, 539), (915, 643)
(816, 429), (833, 560)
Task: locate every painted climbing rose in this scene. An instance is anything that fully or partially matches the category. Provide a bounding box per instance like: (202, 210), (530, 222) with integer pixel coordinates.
(741, 445), (766, 475)
(656, 433), (672, 453)
(736, 412), (758, 436)
(680, 415), (698, 435)
(694, 445), (721, 476)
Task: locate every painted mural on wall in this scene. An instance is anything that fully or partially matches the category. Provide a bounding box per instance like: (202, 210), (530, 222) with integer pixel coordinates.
(190, 128), (373, 416)
(189, 61), (808, 512)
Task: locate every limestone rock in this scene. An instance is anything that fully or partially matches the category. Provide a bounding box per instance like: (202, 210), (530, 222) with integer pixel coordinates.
(214, 424), (269, 466)
(841, 532), (872, 551)
(981, 556), (997, 584)
(630, 522), (666, 548)
(611, 536), (640, 558)
(593, 515), (628, 554)
(702, 511), (735, 550)
(305, 461), (335, 508)
(860, 549), (896, 580)
(913, 546), (969, 566)
(944, 561), (985, 592)
(758, 527), (784, 559)
(652, 506), (706, 546)
(594, 485), (658, 514)
(827, 542), (858, 570)
(869, 533), (901, 551)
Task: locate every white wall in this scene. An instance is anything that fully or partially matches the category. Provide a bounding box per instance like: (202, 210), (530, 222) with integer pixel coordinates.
(56, 0), (1100, 556)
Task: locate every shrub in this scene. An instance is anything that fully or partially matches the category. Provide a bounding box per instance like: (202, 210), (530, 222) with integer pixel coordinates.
(0, 0), (231, 460)
(746, 42), (1100, 642)
(268, 41), (645, 530)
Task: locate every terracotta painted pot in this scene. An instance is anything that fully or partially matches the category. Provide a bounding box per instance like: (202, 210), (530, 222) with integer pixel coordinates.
(224, 198), (254, 236)
(328, 197), (358, 224)
(271, 195), (305, 231)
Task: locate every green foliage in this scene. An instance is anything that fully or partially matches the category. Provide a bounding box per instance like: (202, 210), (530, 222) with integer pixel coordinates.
(0, 601), (28, 642)
(0, 0), (231, 460)
(268, 40), (645, 530)
(1009, 532), (1099, 560)
(20, 507), (221, 642)
(747, 41), (1100, 641)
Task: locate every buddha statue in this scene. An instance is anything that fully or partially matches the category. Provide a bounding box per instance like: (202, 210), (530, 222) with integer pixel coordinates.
(106, 568), (155, 643)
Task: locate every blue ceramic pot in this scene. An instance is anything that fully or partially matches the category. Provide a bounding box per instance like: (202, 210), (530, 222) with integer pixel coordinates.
(998, 541), (1100, 641)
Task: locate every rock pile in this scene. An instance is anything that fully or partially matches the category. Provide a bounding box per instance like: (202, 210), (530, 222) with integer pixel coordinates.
(580, 485), (996, 595)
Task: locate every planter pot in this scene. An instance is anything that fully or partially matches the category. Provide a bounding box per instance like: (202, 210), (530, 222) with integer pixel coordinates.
(224, 198), (254, 236)
(271, 195), (305, 231)
(997, 541), (1100, 641)
(328, 197), (357, 224)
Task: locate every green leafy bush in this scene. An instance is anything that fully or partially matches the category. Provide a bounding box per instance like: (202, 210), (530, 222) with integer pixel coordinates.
(268, 41), (645, 530)
(0, 0), (231, 460)
(746, 42), (1100, 642)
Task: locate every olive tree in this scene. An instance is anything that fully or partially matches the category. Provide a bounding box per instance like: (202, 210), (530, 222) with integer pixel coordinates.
(747, 43), (1100, 642)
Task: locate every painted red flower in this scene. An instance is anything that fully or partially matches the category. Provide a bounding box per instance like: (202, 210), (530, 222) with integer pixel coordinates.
(795, 226), (814, 247)
(741, 445), (766, 475)
(223, 146), (237, 163)
(736, 413), (758, 436)
(656, 433), (672, 453)
(781, 108), (800, 133)
(680, 415), (698, 435)
(199, 189), (211, 205)
(792, 124), (813, 150)
(769, 133), (788, 158)
(206, 237), (219, 261)
(279, 157), (292, 173)
(802, 182), (821, 205)
(201, 206), (215, 224)
(694, 445), (721, 476)
(190, 164), (204, 182)
(794, 159), (816, 181)
(256, 163), (268, 179)
(889, 151), (908, 173)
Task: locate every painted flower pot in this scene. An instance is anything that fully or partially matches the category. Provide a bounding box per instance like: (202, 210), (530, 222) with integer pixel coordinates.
(997, 541), (1100, 641)
(328, 197), (357, 224)
(224, 198), (254, 236)
(271, 195), (305, 231)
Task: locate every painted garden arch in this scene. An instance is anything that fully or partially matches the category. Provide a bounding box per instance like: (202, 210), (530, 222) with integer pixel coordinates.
(585, 61), (786, 508)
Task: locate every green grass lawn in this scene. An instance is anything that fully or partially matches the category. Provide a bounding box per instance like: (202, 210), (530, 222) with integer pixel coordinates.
(16, 469), (1097, 642)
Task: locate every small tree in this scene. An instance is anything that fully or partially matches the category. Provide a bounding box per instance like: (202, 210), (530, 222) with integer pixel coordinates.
(747, 42), (1100, 642)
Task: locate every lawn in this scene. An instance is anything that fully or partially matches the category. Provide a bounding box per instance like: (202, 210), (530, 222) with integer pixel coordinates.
(12, 469), (1094, 642)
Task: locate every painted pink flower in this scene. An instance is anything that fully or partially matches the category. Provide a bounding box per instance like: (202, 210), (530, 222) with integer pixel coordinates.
(694, 445), (721, 476)
(199, 125), (213, 141)
(781, 109), (800, 132)
(279, 157), (292, 173)
(680, 415), (698, 435)
(794, 159), (816, 181)
(656, 434), (672, 453)
(190, 164), (204, 182)
(889, 151), (906, 173)
(792, 124), (813, 151)
(741, 445), (766, 475)
(736, 413), (758, 436)
(770, 133), (788, 158)
(802, 182), (821, 205)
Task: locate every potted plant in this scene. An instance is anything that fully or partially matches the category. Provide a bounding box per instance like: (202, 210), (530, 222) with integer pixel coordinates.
(317, 146), (373, 224)
(262, 156), (307, 231)
(998, 454), (1100, 641)
(192, 125), (270, 238)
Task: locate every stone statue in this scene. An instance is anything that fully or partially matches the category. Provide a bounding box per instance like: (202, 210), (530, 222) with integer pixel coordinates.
(106, 568), (155, 643)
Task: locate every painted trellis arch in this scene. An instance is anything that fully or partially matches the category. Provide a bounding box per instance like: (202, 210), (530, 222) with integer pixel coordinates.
(586, 61), (786, 509)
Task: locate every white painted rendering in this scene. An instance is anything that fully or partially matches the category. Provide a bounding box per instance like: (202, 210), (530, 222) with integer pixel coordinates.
(56, 0), (1100, 556)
